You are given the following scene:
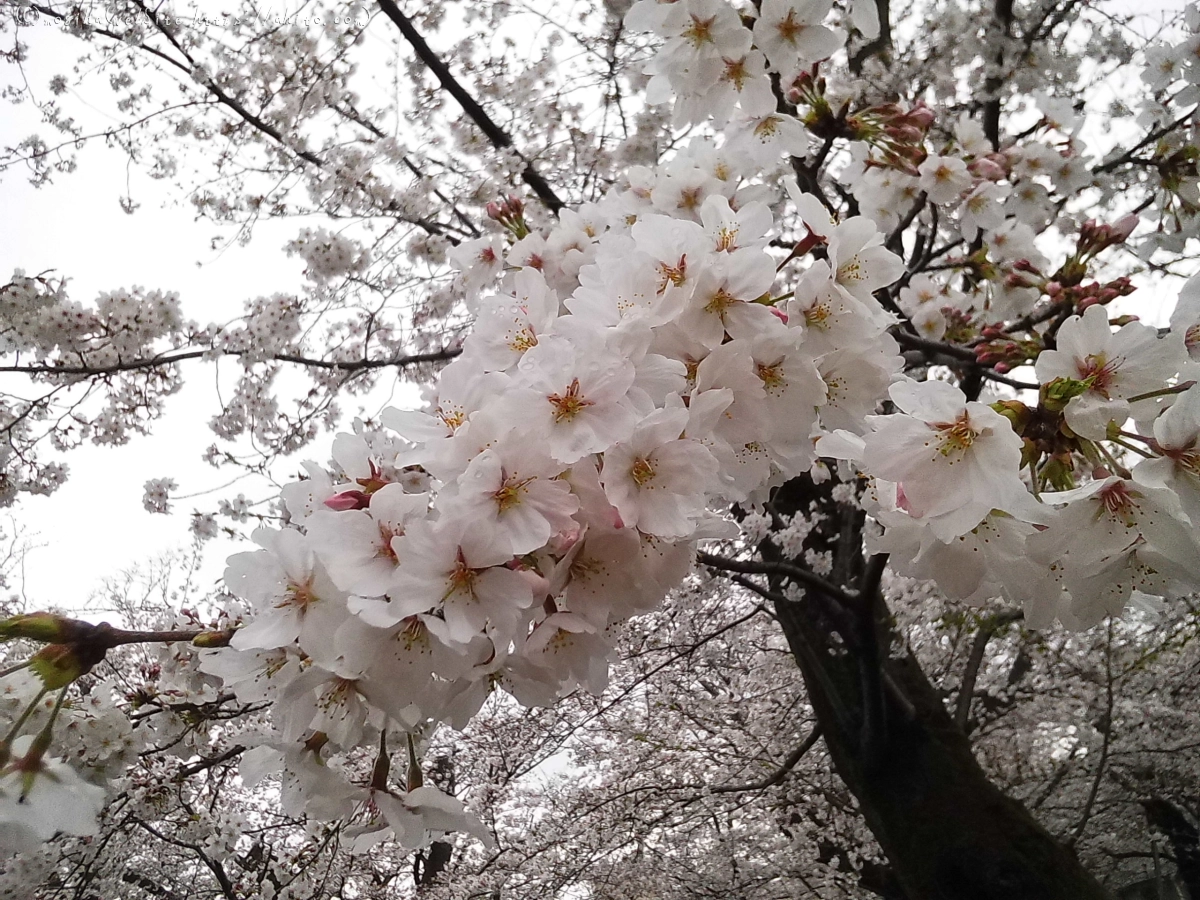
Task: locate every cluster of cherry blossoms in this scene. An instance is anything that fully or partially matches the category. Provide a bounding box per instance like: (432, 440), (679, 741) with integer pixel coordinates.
(184, 3), (1200, 851)
(196, 126), (910, 844)
(6, 0), (1200, 862)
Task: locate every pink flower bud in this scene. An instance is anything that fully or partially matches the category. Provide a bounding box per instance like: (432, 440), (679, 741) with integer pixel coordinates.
(968, 157), (1006, 181)
(1111, 213), (1139, 242)
(324, 490), (371, 511)
(906, 104), (936, 129)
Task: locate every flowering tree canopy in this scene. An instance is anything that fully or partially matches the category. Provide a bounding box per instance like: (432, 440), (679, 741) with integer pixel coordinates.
(3, 0), (1200, 897)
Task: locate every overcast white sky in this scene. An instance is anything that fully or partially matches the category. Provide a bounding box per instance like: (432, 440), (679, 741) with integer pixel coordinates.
(0, 16), (309, 611)
(0, 0), (1192, 615)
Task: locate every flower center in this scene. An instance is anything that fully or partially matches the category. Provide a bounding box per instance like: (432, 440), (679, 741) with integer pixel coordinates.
(682, 14), (716, 47)
(756, 361), (785, 392)
(804, 301), (831, 329)
(547, 378), (595, 423)
(705, 287), (737, 316)
(657, 255), (689, 292)
(934, 412), (978, 457)
(630, 456), (656, 486)
(678, 187), (703, 210)
(446, 550), (477, 599)
(1079, 353), (1121, 397)
(753, 116), (781, 142)
(438, 405), (465, 432)
(776, 10), (805, 44)
(1186, 324), (1200, 358)
(837, 258), (864, 283)
(722, 56), (750, 90)
(278, 578), (317, 611)
(1097, 480), (1140, 527)
(376, 523), (400, 562)
(493, 473), (535, 512)
(508, 326), (538, 353)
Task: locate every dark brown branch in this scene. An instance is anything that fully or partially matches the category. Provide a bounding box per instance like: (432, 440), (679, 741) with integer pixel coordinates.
(982, 0), (1016, 149)
(135, 820), (238, 900)
(710, 726), (824, 793)
(0, 346), (461, 377)
(28, 3), (459, 240)
(1094, 110), (1197, 175)
(848, 0), (892, 74)
(893, 331), (1039, 389)
(697, 551), (859, 607)
(954, 610), (1023, 731)
(175, 745), (247, 780)
(333, 101), (483, 238)
(376, 0), (565, 214)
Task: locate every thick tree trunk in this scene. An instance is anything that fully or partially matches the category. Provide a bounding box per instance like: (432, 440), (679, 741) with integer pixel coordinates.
(764, 476), (1113, 900)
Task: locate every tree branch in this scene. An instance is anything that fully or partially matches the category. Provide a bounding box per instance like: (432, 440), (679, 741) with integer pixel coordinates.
(710, 726), (824, 793)
(28, 3), (462, 240)
(376, 0), (565, 214)
(175, 745), (247, 780)
(0, 346), (462, 377)
(697, 551), (859, 607)
(954, 610), (1022, 731)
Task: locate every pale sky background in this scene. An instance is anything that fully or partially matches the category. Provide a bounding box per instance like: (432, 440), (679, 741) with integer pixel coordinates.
(0, 0), (1192, 616)
(1, 10), (313, 612)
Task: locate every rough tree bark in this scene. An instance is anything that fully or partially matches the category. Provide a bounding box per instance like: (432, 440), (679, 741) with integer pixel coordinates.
(762, 474), (1113, 900)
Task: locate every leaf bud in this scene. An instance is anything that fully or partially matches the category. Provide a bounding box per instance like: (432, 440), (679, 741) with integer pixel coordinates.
(0, 613), (94, 645)
(990, 399), (1031, 434)
(192, 629), (237, 648)
(29, 643), (105, 690)
(1040, 377), (1090, 413)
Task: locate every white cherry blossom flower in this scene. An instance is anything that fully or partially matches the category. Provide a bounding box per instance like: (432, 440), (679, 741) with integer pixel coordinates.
(1031, 477), (1200, 626)
(862, 379), (1041, 539)
(1133, 385), (1200, 525)
(390, 518), (534, 645)
(516, 611), (613, 696)
(601, 405), (719, 538)
(513, 333), (639, 464)
(226, 528), (349, 668)
(306, 485), (429, 597)
(918, 154), (972, 205)
(462, 268), (561, 372)
(0, 736), (106, 842)
(447, 438), (580, 555)
(679, 248), (779, 348)
(752, 0), (843, 72)
(1034, 304), (1185, 440)
(825, 217), (905, 306)
(699, 195), (773, 254)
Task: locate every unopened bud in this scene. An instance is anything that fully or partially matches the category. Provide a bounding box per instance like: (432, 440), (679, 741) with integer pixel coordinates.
(324, 489), (371, 511)
(990, 399), (1031, 434)
(968, 157), (1006, 181)
(1111, 213), (1138, 242)
(192, 629), (237, 648)
(29, 643), (105, 690)
(1041, 377), (1090, 413)
(906, 104), (936, 129)
(0, 613), (95, 645)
